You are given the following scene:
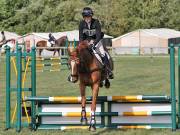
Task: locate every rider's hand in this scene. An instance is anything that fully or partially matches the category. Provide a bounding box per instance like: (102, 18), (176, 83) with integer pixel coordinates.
(89, 40), (94, 45)
(89, 44), (96, 50)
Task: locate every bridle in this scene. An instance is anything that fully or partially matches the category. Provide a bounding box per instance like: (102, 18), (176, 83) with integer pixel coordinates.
(69, 53), (79, 80)
(68, 43), (103, 81)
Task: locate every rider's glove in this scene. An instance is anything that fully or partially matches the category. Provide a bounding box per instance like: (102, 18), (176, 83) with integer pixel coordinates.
(89, 44), (96, 50)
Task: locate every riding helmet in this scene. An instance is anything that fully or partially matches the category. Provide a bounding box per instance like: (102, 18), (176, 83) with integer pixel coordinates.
(49, 33), (52, 37)
(82, 7), (93, 17)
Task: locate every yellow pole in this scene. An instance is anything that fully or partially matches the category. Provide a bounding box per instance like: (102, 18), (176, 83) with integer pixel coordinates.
(11, 57), (18, 123)
(11, 57), (17, 76)
(21, 57), (31, 123)
(11, 57), (31, 123)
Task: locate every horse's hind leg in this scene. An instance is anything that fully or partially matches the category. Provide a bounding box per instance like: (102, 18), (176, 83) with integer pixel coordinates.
(58, 49), (60, 56)
(80, 83), (87, 125)
(89, 83), (99, 131)
(39, 49), (42, 56)
(53, 50), (56, 56)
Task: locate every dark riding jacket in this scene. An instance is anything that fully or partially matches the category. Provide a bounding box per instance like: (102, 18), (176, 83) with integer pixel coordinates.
(79, 18), (103, 45)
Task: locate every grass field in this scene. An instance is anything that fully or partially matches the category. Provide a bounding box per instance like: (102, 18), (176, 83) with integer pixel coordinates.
(0, 56), (180, 135)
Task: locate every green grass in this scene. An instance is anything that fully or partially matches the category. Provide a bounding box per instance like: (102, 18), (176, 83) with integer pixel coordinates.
(0, 56), (179, 135)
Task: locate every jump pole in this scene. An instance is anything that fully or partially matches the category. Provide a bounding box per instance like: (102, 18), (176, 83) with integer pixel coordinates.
(25, 95), (170, 102)
(169, 43), (176, 131)
(5, 45), (36, 132)
(5, 38), (180, 132)
(169, 38), (180, 130)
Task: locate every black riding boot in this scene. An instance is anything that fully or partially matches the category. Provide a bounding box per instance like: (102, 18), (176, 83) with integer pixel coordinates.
(102, 55), (114, 79)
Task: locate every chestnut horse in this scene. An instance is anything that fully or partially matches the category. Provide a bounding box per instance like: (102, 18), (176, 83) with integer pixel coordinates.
(36, 36), (67, 56)
(67, 41), (111, 131)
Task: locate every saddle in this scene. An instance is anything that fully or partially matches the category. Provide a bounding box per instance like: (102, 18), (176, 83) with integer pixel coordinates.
(90, 46), (113, 70)
(80, 47), (113, 79)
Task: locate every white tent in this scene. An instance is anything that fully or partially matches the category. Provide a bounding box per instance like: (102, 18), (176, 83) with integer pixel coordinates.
(0, 31), (20, 41)
(0, 31), (21, 54)
(0, 31), (20, 46)
(112, 28), (180, 54)
(18, 30), (113, 47)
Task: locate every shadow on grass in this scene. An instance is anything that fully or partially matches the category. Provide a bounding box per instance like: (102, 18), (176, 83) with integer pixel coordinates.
(93, 128), (122, 135)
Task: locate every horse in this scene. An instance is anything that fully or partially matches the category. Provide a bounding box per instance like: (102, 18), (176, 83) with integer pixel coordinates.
(36, 36), (67, 56)
(67, 41), (112, 131)
(0, 39), (16, 54)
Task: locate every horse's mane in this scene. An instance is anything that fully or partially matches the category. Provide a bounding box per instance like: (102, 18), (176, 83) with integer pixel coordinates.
(77, 41), (96, 73)
(78, 41), (92, 62)
(57, 36), (67, 40)
(78, 41), (88, 49)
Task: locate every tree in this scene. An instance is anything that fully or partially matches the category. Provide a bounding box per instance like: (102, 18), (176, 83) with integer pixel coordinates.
(0, 0), (179, 36)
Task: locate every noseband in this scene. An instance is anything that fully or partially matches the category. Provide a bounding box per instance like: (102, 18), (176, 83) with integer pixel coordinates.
(70, 74), (78, 77)
(69, 53), (79, 78)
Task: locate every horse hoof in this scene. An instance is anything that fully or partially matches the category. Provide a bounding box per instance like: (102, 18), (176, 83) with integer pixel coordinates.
(80, 117), (88, 125)
(89, 125), (96, 132)
(100, 82), (103, 87)
(67, 76), (71, 82)
(68, 75), (78, 83)
(105, 79), (110, 88)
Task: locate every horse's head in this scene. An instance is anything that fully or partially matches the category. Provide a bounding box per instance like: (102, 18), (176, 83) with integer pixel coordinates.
(67, 41), (94, 83)
(67, 45), (79, 83)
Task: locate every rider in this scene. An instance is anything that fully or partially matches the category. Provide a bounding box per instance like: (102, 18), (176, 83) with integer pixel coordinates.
(48, 33), (56, 46)
(79, 7), (114, 79)
(0, 31), (7, 47)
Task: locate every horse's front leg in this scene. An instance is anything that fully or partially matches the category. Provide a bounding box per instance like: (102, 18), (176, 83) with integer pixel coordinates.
(89, 83), (99, 131)
(80, 83), (87, 125)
